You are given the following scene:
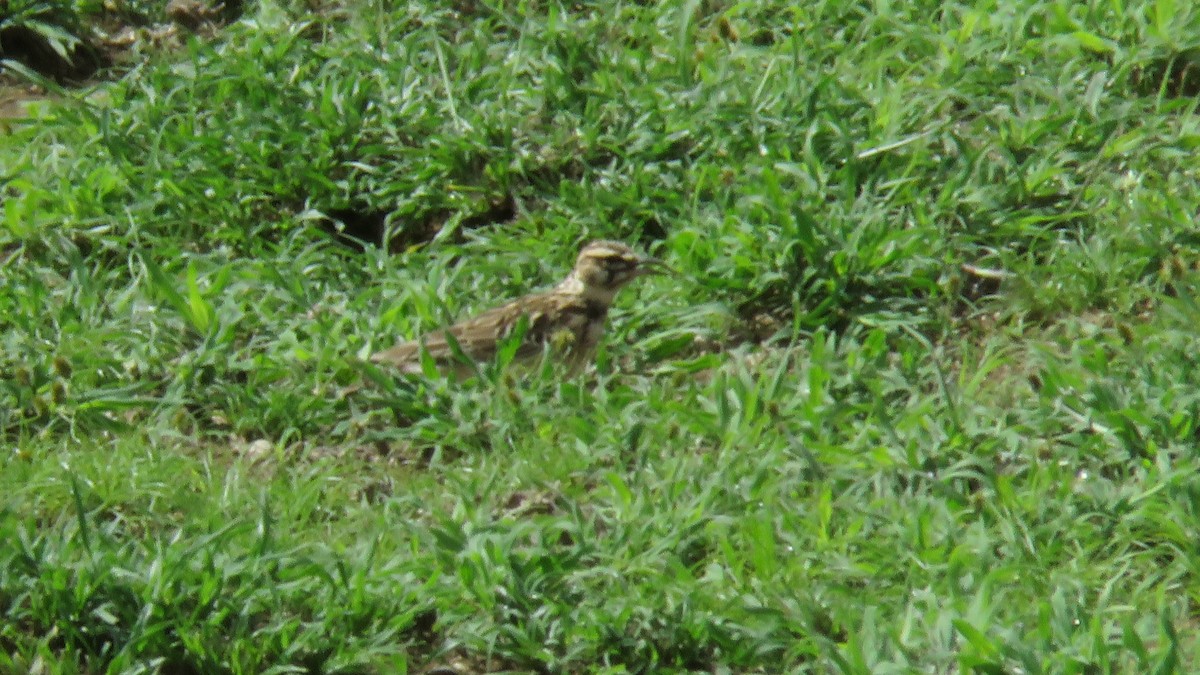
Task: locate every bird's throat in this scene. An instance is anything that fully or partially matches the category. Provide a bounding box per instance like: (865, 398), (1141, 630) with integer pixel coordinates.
(557, 275), (620, 306)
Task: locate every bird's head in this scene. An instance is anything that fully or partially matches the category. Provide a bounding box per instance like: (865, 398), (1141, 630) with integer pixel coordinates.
(567, 240), (670, 303)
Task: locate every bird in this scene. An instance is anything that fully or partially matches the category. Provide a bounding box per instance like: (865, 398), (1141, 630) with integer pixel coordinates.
(370, 240), (669, 378)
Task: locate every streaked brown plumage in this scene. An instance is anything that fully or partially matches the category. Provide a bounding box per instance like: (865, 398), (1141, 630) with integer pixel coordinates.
(371, 240), (668, 377)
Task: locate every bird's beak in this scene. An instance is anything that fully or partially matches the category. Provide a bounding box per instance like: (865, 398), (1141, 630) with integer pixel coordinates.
(637, 255), (674, 277)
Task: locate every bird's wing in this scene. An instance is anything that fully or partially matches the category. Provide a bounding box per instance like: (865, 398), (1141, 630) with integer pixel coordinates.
(370, 295), (558, 368)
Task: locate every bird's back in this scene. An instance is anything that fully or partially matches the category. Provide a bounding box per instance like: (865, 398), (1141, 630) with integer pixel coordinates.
(370, 288), (609, 375)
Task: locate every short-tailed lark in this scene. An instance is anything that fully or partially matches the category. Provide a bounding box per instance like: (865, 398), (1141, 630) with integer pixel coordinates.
(370, 240), (668, 377)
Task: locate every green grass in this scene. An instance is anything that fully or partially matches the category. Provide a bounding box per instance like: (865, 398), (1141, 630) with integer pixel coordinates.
(0, 0), (178, 81)
(4, 0), (1200, 671)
